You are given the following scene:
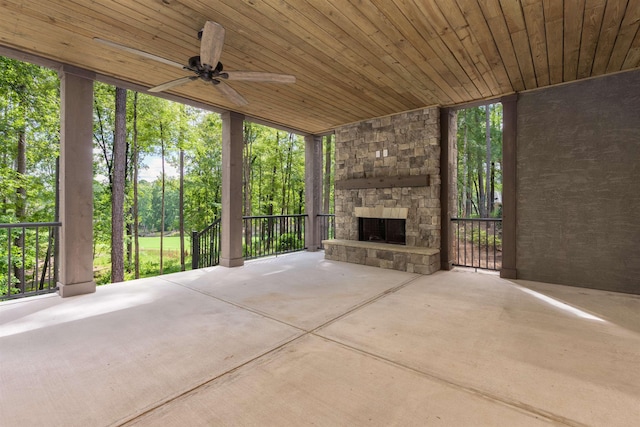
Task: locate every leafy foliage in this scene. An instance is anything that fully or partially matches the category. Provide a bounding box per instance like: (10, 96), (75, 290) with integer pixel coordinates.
(2, 56), (331, 291)
(0, 58), (59, 297)
(276, 232), (303, 252)
(456, 104), (503, 218)
(0, 57), (59, 221)
(469, 227), (502, 248)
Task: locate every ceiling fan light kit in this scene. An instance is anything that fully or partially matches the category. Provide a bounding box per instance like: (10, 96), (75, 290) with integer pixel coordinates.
(95, 20), (295, 106)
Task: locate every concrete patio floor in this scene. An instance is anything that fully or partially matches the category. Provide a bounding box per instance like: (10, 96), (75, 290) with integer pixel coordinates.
(1, 252), (638, 426)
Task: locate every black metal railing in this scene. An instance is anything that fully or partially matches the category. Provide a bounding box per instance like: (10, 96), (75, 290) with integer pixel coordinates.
(451, 218), (502, 271)
(191, 218), (221, 270)
(243, 214), (306, 260)
(318, 213), (335, 249)
(191, 214), (310, 269)
(1, 222), (61, 300)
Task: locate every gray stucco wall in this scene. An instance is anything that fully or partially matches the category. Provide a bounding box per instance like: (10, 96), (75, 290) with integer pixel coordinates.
(516, 69), (640, 294)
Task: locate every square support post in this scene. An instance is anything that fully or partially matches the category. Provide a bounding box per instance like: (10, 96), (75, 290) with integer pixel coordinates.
(440, 107), (457, 270)
(57, 68), (96, 297)
(500, 94), (518, 279)
(305, 135), (322, 251)
(220, 111), (245, 267)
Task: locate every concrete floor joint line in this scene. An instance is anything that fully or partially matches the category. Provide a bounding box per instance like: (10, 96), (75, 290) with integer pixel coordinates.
(115, 332), (306, 427)
(120, 273), (426, 425)
(310, 274), (423, 333)
(313, 334), (585, 427)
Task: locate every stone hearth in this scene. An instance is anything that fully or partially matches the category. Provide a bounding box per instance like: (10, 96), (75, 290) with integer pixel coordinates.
(323, 240), (440, 274)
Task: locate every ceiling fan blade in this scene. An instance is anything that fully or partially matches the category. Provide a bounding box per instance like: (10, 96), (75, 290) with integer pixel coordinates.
(214, 81), (248, 106)
(224, 71), (296, 84)
(93, 37), (184, 69)
(148, 76), (197, 93)
(200, 21), (225, 68)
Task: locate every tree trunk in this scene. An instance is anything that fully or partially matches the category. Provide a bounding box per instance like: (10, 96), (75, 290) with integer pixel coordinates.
(490, 162), (496, 217)
(132, 92), (140, 279)
(465, 167), (472, 217)
(110, 87), (127, 283)
(15, 129), (26, 216)
(1, 105), (7, 213)
(179, 147), (185, 271)
(13, 128), (27, 290)
(126, 210), (133, 270)
(125, 124), (132, 272)
(257, 162), (263, 212)
(298, 188), (304, 240)
(461, 110), (468, 217)
(282, 134), (293, 214)
(243, 124), (253, 245)
(160, 122), (166, 275)
(94, 97), (113, 187)
(277, 132), (288, 215)
(485, 104), (492, 217)
(267, 164), (276, 250)
(477, 167), (484, 218)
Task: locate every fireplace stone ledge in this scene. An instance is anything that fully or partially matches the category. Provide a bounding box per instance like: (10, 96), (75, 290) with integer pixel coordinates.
(322, 239), (440, 275)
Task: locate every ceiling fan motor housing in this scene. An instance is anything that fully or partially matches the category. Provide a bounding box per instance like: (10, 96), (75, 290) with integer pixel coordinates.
(188, 56), (227, 83)
(188, 56), (224, 72)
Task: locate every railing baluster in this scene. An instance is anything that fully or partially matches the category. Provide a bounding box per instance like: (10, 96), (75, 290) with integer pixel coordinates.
(317, 213), (335, 249)
(493, 221), (497, 270)
(471, 220), (475, 268)
(35, 227), (40, 293)
(7, 227), (12, 297)
(192, 214), (330, 267)
(451, 217), (502, 272)
(1, 222), (61, 300)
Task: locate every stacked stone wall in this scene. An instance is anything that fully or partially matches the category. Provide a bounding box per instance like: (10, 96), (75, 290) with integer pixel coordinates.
(334, 108), (441, 248)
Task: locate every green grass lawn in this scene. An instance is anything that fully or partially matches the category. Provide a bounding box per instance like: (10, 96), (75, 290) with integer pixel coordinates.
(93, 235), (191, 285)
(137, 236), (185, 251)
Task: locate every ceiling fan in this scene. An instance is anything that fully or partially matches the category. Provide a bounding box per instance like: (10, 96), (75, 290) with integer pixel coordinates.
(94, 21), (296, 106)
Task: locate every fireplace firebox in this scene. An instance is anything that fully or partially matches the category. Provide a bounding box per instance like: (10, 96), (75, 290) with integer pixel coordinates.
(358, 218), (406, 245)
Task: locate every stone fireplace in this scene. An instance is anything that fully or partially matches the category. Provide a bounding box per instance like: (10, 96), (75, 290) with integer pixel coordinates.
(323, 108), (441, 274)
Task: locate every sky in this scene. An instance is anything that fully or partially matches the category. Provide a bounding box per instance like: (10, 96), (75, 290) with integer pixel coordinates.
(138, 155), (178, 182)
(94, 154), (178, 184)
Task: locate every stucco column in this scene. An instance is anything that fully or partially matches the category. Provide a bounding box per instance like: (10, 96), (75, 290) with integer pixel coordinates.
(57, 68), (96, 297)
(440, 107), (457, 270)
(305, 135), (322, 251)
(500, 94), (518, 279)
(220, 111), (245, 267)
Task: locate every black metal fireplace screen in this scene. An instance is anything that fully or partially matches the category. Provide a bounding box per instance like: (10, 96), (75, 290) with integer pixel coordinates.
(358, 218), (406, 245)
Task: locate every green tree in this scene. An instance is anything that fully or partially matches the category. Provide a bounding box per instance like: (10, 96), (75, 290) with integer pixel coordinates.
(0, 57), (59, 296)
(456, 103), (503, 218)
(184, 112), (223, 232)
(0, 57), (59, 222)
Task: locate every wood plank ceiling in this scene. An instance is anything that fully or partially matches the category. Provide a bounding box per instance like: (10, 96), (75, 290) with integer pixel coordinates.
(0, 0), (638, 134)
